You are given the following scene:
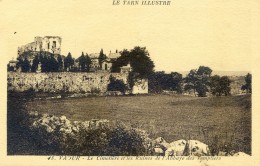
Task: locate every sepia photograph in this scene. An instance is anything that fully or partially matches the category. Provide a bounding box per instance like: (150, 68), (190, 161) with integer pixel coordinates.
(1, 0), (259, 165)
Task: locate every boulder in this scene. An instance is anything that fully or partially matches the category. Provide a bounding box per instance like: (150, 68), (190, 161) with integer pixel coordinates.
(46, 126), (54, 133)
(165, 139), (187, 156)
(41, 117), (50, 124)
(81, 121), (90, 129)
(72, 126), (79, 132)
(60, 115), (67, 121)
(152, 137), (170, 152)
(187, 140), (210, 156)
(153, 147), (164, 156)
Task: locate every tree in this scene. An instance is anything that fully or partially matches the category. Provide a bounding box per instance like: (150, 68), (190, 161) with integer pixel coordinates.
(111, 47), (155, 93)
(210, 75), (231, 96)
(184, 69), (197, 95)
(77, 52), (91, 72)
(219, 76), (231, 96)
(98, 49), (106, 69)
(196, 66), (212, 97)
(7, 64), (14, 72)
(31, 55), (40, 72)
(57, 54), (63, 71)
(210, 75), (221, 96)
(78, 52), (87, 71)
(16, 57), (23, 71)
(85, 54), (91, 72)
(39, 53), (48, 72)
(48, 55), (59, 72)
(111, 49), (130, 72)
(64, 52), (74, 71)
(129, 47), (154, 77)
(107, 76), (127, 93)
(21, 58), (31, 72)
(38, 53), (59, 72)
(197, 66), (212, 76)
(111, 46), (155, 78)
(171, 72), (183, 93)
(147, 72), (163, 93)
(184, 66), (212, 97)
(241, 73), (252, 93)
(147, 71), (182, 93)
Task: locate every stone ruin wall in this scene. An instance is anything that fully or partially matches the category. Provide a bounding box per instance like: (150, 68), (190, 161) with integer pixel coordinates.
(7, 72), (129, 93)
(18, 36), (62, 56)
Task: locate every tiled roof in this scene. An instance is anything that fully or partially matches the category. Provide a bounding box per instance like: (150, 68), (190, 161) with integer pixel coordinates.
(89, 53), (100, 59)
(9, 60), (18, 63)
(108, 53), (120, 59)
(44, 36), (62, 39)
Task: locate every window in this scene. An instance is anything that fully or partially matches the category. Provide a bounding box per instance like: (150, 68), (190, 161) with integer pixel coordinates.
(53, 41), (56, 48)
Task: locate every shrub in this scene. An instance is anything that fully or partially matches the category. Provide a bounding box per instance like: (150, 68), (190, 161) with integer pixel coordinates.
(16, 111), (149, 156)
(105, 125), (147, 156)
(107, 76), (127, 93)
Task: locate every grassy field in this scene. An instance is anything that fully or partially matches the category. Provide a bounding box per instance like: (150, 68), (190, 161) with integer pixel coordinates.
(17, 94), (251, 154)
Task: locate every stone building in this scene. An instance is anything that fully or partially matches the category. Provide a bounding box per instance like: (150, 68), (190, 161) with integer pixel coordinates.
(7, 59), (18, 71)
(89, 53), (100, 72)
(101, 51), (121, 71)
(18, 36), (62, 55)
(88, 51), (121, 72)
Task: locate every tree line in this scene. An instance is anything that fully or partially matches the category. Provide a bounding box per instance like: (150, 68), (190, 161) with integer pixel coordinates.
(10, 51), (94, 72)
(109, 47), (251, 96)
(148, 68), (252, 97)
(9, 48), (112, 73)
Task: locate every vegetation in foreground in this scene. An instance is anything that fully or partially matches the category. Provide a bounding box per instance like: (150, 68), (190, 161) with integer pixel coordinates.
(8, 94), (251, 155)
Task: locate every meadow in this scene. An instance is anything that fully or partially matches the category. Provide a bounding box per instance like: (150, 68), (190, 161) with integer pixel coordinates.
(15, 94), (251, 154)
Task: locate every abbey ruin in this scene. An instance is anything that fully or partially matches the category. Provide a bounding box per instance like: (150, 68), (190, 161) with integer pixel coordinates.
(18, 36), (62, 55)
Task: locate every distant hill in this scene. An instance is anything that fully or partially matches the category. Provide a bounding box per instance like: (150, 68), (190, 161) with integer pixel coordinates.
(177, 71), (250, 77)
(212, 71), (251, 76)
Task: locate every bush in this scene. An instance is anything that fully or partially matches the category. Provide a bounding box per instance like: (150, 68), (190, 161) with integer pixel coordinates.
(105, 125), (147, 156)
(107, 76), (127, 93)
(13, 111), (149, 156)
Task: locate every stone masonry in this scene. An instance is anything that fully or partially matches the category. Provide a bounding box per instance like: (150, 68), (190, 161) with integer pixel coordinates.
(7, 72), (129, 93)
(18, 36), (62, 55)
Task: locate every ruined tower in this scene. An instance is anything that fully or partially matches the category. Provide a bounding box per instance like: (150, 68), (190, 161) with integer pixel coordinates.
(18, 36), (62, 56)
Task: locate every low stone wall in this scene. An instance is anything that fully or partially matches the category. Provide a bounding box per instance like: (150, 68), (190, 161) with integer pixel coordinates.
(7, 72), (128, 93)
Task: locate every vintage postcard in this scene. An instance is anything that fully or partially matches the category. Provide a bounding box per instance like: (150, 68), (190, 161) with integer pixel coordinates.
(0, 0), (260, 165)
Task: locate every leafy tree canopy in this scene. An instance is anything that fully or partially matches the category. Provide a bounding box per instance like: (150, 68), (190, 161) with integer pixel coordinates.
(241, 73), (252, 93)
(184, 66), (212, 97)
(210, 75), (231, 96)
(111, 46), (155, 78)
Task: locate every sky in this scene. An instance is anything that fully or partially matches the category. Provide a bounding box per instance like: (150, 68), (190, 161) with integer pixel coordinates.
(0, 0), (253, 72)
